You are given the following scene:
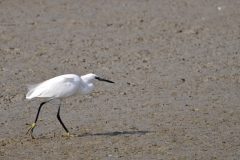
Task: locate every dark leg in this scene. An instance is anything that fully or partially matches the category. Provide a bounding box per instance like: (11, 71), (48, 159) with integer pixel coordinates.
(34, 101), (47, 123)
(57, 103), (69, 134)
(26, 100), (52, 138)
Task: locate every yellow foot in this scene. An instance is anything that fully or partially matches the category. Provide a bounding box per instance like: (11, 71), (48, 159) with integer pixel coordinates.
(62, 132), (75, 138)
(26, 123), (36, 139)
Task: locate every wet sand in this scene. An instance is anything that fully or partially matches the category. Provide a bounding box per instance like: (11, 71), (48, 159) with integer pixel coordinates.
(0, 0), (240, 159)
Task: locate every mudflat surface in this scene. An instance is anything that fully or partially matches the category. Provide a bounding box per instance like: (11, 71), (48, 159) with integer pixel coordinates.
(0, 0), (240, 159)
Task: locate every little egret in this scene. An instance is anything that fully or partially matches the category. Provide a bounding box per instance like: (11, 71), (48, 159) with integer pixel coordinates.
(26, 73), (114, 138)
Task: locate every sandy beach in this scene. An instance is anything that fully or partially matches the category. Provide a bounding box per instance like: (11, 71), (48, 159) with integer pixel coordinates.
(0, 0), (240, 159)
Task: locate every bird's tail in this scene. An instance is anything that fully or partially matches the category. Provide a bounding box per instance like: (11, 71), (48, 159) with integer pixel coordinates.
(26, 84), (39, 100)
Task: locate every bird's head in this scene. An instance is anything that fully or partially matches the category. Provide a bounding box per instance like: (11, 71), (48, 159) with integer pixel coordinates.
(81, 73), (114, 84)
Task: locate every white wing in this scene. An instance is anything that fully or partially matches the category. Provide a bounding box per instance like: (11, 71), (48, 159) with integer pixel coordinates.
(26, 75), (81, 99)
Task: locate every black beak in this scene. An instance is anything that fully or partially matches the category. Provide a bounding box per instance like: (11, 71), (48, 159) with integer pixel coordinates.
(95, 77), (114, 83)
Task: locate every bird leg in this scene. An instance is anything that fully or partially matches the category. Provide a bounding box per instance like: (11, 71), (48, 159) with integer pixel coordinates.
(57, 103), (70, 136)
(26, 100), (51, 139)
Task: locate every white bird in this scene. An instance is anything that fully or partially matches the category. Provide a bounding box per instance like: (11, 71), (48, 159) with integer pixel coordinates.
(26, 73), (114, 138)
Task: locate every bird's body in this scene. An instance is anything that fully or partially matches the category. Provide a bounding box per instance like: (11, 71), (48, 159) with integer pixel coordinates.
(26, 73), (114, 138)
(26, 74), (92, 100)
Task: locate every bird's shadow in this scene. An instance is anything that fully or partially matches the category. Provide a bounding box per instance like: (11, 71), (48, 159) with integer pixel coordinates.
(75, 130), (153, 137)
(34, 130), (153, 139)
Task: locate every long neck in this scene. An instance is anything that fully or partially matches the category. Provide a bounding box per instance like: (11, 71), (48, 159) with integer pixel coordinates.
(79, 75), (94, 94)
(79, 82), (94, 94)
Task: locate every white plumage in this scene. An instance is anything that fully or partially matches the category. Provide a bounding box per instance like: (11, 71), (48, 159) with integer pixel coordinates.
(26, 73), (114, 99)
(26, 74), (83, 99)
